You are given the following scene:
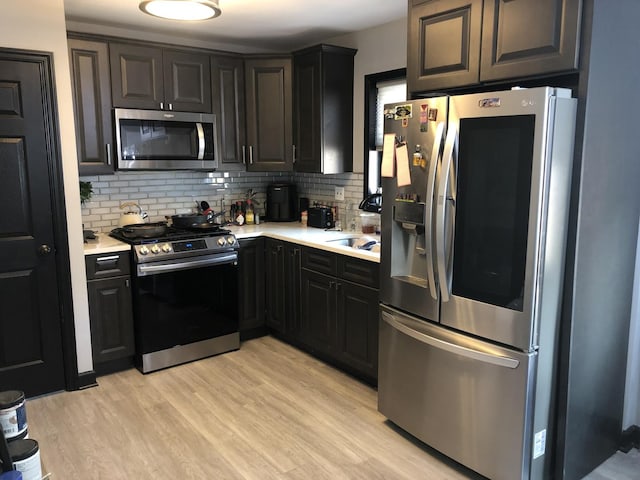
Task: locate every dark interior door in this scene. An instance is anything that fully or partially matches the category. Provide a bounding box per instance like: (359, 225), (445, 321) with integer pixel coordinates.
(0, 52), (66, 396)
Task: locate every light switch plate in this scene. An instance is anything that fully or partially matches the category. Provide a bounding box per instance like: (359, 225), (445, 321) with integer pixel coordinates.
(335, 186), (345, 201)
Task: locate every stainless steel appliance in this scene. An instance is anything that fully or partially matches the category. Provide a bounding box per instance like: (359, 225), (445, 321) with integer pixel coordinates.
(114, 108), (218, 170)
(110, 225), (239, 373)
(378, 87), (577, 480)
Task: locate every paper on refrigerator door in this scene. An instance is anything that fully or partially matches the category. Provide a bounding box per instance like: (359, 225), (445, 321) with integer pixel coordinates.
(381, 133), (395, 177)
(396, 143), (411, 186)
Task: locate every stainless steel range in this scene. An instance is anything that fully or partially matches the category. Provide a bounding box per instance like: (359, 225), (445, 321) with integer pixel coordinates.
(110, 225), (240, 373)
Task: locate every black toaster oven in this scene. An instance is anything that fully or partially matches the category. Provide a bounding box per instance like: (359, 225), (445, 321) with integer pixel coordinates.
(307, 207), (334, 229)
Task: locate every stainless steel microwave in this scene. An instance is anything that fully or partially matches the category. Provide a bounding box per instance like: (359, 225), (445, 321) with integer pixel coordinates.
(114, 108), (218, 170)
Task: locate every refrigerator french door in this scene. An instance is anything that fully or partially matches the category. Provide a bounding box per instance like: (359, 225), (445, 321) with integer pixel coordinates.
(378, 87), (577, 480)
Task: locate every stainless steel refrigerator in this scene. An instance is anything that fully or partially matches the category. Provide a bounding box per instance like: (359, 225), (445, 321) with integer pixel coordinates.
(378, 87), (577, 480)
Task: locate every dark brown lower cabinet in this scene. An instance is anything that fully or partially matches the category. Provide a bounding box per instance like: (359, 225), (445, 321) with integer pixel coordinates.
(299, 248), (379, 383)
(86, 252), (134, 374)
(238, 238), (266, 340)
(300, 269), (337, 356)
(336, 280), (379, 380)
(264, 239), (301, 341)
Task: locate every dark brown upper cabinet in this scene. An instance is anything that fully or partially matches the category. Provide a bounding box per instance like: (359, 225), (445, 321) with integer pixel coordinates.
(480, 0), (581, 82)
(293, 45), (357, 174)
(211, 54), (247, 170)
(244, 56), (293, 172)
(408, 0), (483, 93)
(408, 0), (581, 95)
(68, 37), (115, 175)
(110, 43), (211, 112)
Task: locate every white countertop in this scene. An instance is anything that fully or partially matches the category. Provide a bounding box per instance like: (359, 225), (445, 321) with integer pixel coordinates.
(228, 223), (380, 262)
(83, 234), (131, 255)
(83, 223), (380, 263)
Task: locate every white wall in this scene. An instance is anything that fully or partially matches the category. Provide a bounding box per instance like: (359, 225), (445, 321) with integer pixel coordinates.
(325, 18), (407, 173)
(1, 0), (93, 373)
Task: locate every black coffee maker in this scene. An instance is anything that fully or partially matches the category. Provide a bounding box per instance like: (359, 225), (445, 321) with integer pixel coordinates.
(359, 193), (382, 213)
(266, 183), (298, 221)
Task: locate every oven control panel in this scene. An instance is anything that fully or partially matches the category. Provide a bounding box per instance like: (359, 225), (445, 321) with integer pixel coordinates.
(134, 234), (238, 262)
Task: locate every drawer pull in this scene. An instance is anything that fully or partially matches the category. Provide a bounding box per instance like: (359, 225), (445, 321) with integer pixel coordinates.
(96, 255), (120, 263)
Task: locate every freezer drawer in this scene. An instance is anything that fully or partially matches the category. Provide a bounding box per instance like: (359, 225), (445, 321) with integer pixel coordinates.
(378, 305), (536, 480)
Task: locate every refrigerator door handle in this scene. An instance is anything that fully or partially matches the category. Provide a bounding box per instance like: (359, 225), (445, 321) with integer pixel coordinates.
(436, 124), (457, 302)
(381, 310), (520, 369)
(425, 121), (445, 300)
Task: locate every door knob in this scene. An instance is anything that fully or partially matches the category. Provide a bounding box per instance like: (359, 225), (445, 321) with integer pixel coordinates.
(38, 244), (52, 255)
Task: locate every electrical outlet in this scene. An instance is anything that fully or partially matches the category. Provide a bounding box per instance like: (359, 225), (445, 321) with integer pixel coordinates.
(335, 186), (345, 201)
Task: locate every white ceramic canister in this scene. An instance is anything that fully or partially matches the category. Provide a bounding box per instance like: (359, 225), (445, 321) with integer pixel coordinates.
(0, 391), (27, 441)
(7, 439), (41, 480)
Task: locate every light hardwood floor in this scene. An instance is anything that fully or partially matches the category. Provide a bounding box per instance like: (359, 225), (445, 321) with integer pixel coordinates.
(26, 336), (639, 479)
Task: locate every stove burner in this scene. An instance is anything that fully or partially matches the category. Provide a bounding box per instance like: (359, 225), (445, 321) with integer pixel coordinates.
(110, 225), (229, 245)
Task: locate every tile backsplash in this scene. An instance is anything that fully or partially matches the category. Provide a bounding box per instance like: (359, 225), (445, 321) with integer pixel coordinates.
(80, 170), (368, 232)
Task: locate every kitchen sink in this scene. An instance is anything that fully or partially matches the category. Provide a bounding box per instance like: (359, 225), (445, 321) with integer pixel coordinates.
(325, 236), (380, 251)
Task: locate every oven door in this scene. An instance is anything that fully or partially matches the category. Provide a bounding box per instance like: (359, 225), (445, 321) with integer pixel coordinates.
(114, 108), (218, 170)
(131, 253), (238, 371)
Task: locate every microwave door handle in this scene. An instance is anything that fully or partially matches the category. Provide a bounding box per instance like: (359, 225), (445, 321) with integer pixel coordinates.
(196, 122), (205, 160)
(436, 124), (457, 302)
(425, 121), (445, 300)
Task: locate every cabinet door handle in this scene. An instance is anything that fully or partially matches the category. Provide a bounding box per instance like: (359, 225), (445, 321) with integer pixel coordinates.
(160, 102), (164, 110)
(106, 143), (112, 165)
(292, 144), (297, 164)
(168, 103), (173, 111)
(249, 146), (254, 164)
(242, 145), (246, 165)
(125, 279), (130, 288)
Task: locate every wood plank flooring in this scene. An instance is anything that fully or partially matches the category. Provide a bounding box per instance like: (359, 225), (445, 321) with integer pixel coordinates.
(25, 336), (639, 479)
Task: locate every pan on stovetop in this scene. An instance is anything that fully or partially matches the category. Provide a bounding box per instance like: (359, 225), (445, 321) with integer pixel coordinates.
(168, 213), (223, 231)
(120, 221), (168, 238)
(171, 213), (209, 228)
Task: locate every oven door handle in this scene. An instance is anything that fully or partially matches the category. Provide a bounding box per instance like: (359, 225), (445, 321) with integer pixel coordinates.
(136, 252), (238, 276)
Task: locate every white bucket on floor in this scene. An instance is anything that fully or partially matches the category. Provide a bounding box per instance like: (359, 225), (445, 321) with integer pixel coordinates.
(7, 439), (41, 480)
(0, 391), (27, 441)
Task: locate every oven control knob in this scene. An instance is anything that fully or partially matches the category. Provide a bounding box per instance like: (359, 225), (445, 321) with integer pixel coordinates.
(161, 243), (172, 253)
(217, 237), (226, 247)
(139, 246), (149, 255)
(151, 245), (161, 254)
(226, 236), (236, 245)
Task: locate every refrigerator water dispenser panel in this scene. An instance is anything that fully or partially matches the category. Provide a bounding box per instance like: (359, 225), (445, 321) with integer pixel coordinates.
(393, 201), (425, 226)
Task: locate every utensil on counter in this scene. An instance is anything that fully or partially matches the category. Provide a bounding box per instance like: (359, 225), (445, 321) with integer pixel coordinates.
(200, 200), (212, 216)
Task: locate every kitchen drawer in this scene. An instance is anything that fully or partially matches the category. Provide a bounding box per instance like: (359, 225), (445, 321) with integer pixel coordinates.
(85, 251), (131, 280)
(338, 256), (379, 289)
(301, 247), (337, 276)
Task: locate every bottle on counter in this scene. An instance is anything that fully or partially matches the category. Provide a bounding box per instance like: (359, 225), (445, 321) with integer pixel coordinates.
(245, 199), (255, 225)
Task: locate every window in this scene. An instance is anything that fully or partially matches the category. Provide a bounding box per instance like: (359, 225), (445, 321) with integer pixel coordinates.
(364, 68), (406, 196)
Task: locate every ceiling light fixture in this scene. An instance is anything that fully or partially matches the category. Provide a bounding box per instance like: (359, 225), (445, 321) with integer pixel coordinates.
(139, 0), (222, 21)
